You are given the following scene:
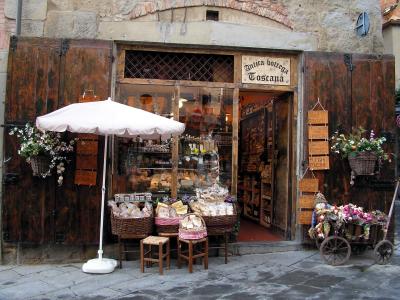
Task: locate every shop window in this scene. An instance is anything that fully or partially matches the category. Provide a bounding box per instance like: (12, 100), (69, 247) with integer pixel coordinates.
(178, 87), (233, 194)
(116, 84), (175, 194)
(124, 51), (234, 83)
(115, 84), (234, 199)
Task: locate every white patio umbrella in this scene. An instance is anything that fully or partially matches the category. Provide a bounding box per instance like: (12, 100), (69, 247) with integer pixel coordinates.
(36, 97), (185, 274)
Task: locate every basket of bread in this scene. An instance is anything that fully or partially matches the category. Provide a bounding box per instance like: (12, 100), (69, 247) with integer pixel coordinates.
(178, 213), (207, 240)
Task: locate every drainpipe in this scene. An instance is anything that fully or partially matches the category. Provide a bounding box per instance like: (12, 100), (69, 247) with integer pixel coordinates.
(16, 0), (23, 36)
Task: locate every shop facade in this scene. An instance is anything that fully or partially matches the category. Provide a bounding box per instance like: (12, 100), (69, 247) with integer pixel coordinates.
(0, 1), (397, 262)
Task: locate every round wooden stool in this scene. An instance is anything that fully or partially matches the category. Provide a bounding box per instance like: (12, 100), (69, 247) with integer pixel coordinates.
(140, 236), (170, 275)
(177, 237), (208, 273)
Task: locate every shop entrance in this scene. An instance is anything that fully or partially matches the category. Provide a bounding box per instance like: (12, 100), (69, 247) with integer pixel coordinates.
(237, 91), (293, 242)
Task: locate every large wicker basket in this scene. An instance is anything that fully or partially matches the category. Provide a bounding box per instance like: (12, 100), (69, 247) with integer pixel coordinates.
(155, 217), (182, 234)
(201, 204), (237, 235)
(111, 213), (153, 238)
(348, 152), (377, 175)
(30, 155), (50, 176)
(179, 214), (207, 240)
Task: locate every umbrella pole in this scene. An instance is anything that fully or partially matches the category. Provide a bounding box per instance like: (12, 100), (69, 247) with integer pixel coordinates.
(98, 134), (108, 260)
(82, 134), (116, 274)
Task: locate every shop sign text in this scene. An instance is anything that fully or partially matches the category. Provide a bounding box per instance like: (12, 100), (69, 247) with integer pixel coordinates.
(242, 56), (291, 86)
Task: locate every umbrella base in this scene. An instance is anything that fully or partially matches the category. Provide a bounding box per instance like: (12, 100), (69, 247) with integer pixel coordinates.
(82, 258), (117, 274)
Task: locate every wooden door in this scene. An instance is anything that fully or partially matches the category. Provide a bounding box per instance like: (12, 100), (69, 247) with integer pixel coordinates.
(303, 52), (395, 227)
(55, 39), (112, 245)
(3, 37), (113, 244)
(3, 37), (61, 244)
(272, 93), (293, 238)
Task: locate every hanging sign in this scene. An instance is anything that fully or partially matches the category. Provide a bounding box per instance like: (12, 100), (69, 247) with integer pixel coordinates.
(308, 99), (330, 170)
(298, 170), (318, 225)
(242, 55), (290, 85)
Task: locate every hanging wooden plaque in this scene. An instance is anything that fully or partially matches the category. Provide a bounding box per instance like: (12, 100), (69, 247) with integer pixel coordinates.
(299, 178), (319, 193)
(75, 91), (99, 186)
(75, 170), (97, 186)
(308, 111), (328, 125)
(308, 126), (329, 140)
(309, 156), (330, 170)
(298, 210), (313, 225)
(299, 195), (315, 209)
(309, 141), (329, 155)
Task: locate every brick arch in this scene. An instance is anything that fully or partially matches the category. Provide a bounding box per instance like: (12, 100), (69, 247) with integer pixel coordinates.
(130, 0), (292, 28)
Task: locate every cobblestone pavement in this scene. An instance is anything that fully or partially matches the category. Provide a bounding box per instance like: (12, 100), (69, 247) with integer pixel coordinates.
(0, 200), (398, 300)
(0, 246), (399, 300)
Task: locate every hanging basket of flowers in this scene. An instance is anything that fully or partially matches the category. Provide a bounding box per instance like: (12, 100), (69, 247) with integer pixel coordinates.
(347, 152), (377, 176)
(9, 123), (76, 185)
(331, 127), (391, 184)
(30, 155), (51, 177)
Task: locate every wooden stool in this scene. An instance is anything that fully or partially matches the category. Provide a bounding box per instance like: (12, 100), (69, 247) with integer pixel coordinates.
(178, 237), (208, 273)
(140, 236), (170, 275)
(158, 232), (179, 259)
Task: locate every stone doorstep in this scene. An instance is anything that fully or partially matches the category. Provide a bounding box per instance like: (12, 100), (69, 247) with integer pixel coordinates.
(1, 240), (305, 264)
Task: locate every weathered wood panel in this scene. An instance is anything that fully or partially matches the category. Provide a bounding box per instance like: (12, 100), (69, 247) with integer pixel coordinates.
(56, 40), (112, 244)
(3, 37), (113, 245)
(303, 52), (395, 236)
(3, 37), (60, 243)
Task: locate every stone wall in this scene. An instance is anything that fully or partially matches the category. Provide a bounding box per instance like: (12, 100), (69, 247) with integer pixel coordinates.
(3, 0), (384, 53)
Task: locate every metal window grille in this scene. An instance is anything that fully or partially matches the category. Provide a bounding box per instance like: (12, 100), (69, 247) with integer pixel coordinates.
(124, 50), (234, 83)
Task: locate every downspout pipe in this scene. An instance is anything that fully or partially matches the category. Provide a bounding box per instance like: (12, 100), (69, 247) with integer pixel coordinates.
(16, 0), (23, 36)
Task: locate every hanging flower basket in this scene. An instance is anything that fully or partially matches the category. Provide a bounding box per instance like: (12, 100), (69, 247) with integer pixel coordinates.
(30, 155), (51, 177)
(348, 152), (377, 176)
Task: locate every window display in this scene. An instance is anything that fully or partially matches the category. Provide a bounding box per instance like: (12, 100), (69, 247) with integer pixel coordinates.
(116, 85), (174, 195)
(115, 85), (233, 198)
(178, 87), (233, 194)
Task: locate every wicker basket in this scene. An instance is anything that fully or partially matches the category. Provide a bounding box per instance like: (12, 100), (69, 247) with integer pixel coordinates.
(155, 217), (181, 234)
(111, 213), (153, 238)
(348, 152), (377, 175)
(30, 155), (50, 176)
(179, 214), (207, 240)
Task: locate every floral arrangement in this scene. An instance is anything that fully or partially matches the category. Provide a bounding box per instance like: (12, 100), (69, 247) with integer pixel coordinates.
(310, 202), (387, 240)
(9, 123), (76, 185)
(330, 127), (390, 161)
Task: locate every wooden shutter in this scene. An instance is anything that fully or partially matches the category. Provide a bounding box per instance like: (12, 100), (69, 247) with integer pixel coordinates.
(55, 39), (113, 244)
(3, 37), (61, 243)
(303, 52), (395, 214)
(3, 37), (113, 244)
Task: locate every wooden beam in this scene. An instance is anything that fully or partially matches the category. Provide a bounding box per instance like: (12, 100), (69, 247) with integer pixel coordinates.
(231, 87), (239, 196)
(171, 84), (180, 199)
(118, 78), (236, 89)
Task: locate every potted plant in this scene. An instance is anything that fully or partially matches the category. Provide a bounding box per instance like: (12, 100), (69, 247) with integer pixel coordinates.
(330, 127), (390, 183)
(9, 123), (76, 185)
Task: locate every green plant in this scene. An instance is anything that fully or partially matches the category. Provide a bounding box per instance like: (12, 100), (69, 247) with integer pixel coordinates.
(9, 123), (76, 185)
(330, 127), (390, 161)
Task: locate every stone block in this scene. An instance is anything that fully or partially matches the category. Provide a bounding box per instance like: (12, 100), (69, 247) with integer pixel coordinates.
(0, 50), (9, 73)
(21, 20), (44, 37)
(5, 0), (48, 20)
(72, 11), (98, 38)
(48, 0), (74, 11)
(45, 11), (98, 39)
(44, 11), (74, 38)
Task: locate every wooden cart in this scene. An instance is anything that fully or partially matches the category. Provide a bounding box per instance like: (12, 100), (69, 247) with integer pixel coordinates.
(317, 181), (398, 266)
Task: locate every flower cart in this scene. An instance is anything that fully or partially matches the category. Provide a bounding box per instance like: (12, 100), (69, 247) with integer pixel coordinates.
(310, 182), (398, 266)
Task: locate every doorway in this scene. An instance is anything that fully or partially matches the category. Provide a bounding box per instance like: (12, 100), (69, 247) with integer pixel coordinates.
(237, 90), (293, 242)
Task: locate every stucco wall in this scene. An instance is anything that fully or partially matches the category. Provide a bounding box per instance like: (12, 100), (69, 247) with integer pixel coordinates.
(383, 25), (400, 88)
(3, 0), (385, 53)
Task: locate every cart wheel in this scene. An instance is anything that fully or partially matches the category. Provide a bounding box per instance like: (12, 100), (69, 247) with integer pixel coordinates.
(320, 236), (351, 266)
(373, 240), (394, 265)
